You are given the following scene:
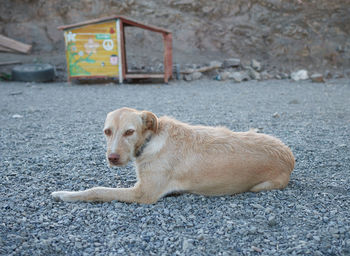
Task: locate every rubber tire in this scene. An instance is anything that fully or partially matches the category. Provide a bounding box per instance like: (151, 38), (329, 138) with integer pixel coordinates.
(12, 64), (55, 82)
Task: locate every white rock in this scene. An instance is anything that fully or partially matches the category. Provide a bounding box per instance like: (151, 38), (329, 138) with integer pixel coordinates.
(251, 59), (262, 71)
(229, 71), (250, 82)
(12, 114), (23, 118)
(248, 68), (261, 80)
(184, 71), (202, 81)
(192, 71), (202, 80)
(219, 71), (230, 81)
(291, 70), (309, 81)
(273, 112), (280, 118)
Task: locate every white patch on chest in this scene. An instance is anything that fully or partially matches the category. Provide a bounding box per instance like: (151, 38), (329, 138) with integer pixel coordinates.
(144, 132), (167, 156)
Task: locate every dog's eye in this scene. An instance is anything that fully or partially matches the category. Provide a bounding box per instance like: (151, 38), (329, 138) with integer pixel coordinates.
(104, 129), (112, 136)
(124, 129), (135, 136)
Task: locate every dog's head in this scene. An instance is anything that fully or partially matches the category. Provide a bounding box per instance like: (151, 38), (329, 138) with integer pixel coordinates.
(103, 107), (158, 166)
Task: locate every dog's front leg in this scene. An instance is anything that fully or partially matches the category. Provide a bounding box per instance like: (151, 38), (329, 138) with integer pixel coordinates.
(51, 182), (161, 204)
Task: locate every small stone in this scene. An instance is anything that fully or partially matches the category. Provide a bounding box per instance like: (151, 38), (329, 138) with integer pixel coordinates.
(261, 71), (272, 80)
(264, 207), (273, 213)
(219, 71), (230, 81)
(9, 91), (23, 96)
(248, 68), (261, 80)
(311, 73), (325, 83)
(12, 114), (23, 118)
(182, 239), (194, 251)
(117, 248), (125, 254)
(184, 74), (192, 81)
(223, 58), (241, 68)
(313, 236), (321, 241)
(251, 203), (264, 209)
(273, 112), (280, 118)
(197, 234), (205, 240)
(251, 246), (262, 253)
(291, 69), (309, 81)
(229, 71), (250, 82)
(268, 215), (277, 226)
(184, 71), (202, 81)
(288, 99), (300, 104)
(251, 59), (262, 71)
(280, 73), (290, 79)
(192, 71), (202, 80)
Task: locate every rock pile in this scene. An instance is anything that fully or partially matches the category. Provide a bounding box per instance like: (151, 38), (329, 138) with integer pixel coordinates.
(172, 58), (326, 83)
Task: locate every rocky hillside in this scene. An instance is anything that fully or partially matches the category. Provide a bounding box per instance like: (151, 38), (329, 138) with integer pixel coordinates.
(1, 0), (350, 74)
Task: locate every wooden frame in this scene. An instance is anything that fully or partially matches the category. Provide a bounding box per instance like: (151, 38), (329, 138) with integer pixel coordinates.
(58, 16), (172, 83)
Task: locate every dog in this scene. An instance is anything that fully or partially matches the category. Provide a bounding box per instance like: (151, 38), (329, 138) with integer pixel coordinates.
(52, 107), (295, 204)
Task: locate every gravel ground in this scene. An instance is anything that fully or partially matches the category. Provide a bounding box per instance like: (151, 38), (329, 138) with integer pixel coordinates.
(1, 79), (349, 255)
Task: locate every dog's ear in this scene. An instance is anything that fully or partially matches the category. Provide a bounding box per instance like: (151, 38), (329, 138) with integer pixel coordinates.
(141, 111), (158, 133)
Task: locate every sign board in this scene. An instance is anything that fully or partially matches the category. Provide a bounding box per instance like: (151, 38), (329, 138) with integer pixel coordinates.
(63, 20), (121, 78)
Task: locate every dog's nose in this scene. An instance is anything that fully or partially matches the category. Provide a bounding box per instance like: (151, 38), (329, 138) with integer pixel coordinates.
(108, 153), (120, 163)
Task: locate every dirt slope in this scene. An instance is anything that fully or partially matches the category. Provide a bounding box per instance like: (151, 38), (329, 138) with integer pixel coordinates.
(1, 0), (349, 73)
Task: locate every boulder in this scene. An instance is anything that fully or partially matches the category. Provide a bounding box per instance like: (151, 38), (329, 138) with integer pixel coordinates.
(251, 59), (262, 71)
(291, 70), (309, 81)
(229, 71), (250, 82)
(219, 71), (230, 81)
(184, 71), (202, 81)
(223, 58), (241, 68)
(247, 68), (261, 80)
(310, 73), (325, 83)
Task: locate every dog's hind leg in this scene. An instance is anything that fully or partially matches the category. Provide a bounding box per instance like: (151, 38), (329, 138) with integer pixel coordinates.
(249, 172), (290, 192)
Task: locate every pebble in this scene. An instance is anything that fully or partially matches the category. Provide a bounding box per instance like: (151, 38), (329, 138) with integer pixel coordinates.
(268, 215), (278, 226)
(12, 114), (23, 118)
(273, 112), (280, 118)
(251, 246), (262, 252)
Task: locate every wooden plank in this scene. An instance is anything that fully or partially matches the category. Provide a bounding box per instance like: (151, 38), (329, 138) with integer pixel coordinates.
(125, 73), (164, 79)
(120, 17), (172, 34)
(163, 33), (173, 83)
(0, 35), (32, 54)
(0, 45), (16, 53)
(58, 15), (171, 34)
(120, 22), (127, 80)
(0, 61), (22, 66)
(181, 64), (222, 74)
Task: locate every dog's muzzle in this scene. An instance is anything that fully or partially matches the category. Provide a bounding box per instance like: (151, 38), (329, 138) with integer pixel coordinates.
(108, 153), (120, 165)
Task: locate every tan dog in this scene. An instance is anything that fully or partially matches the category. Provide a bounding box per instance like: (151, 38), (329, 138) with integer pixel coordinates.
(52, 107), (295, 204)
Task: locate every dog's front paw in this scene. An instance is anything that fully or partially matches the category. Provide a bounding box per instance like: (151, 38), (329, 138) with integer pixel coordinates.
(51, 191), (76, 202)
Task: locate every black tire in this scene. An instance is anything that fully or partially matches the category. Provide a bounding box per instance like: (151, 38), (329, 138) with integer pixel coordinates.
(12, 64), (55, 82)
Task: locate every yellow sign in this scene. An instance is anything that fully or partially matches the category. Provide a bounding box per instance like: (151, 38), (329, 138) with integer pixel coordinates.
(64, 21), (119, 77)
